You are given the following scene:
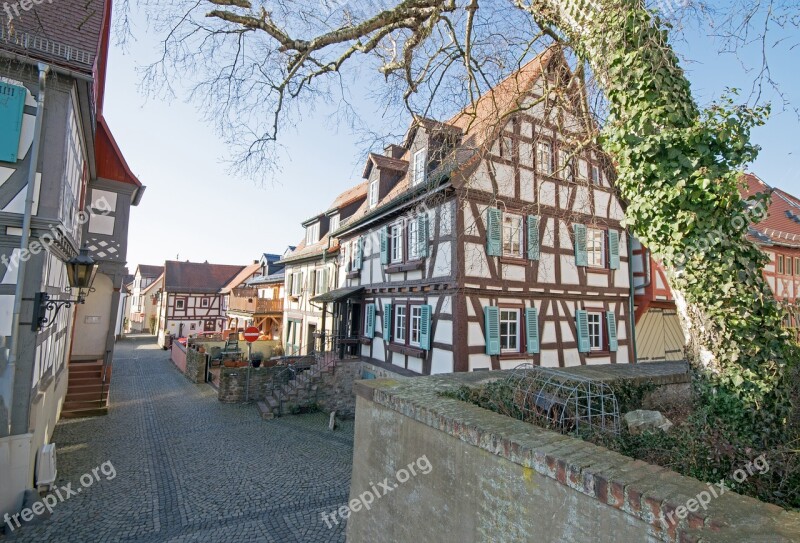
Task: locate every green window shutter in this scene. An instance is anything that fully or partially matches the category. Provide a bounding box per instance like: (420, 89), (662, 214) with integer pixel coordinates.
(0, 83), (26, 163)
(484, 306), (500, 355)
(365, 304), (376, 338)
(486, 208), (502, 257)
(606, 311), (618, 352)
(287, 273), (293, 295)
(574, 224), (588, 267)
(527, 215), (540, 261)
(419, 305), (432, 350)
(380, 227), (389, 265)
(608, 230), (620, 270)
(525, 307), (540, 354)
(417, 215), (429, 257)
(383, 303), (392, 341)
(576, 309), (590, 353)
(355, 237), (363, 270)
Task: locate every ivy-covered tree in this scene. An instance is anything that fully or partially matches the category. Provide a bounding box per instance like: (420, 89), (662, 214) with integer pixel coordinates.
(143, 0), (798, 443)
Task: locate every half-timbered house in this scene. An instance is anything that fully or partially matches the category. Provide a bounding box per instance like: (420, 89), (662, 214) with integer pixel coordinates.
(329, 47), (635, 375)
(127, 264), (164, 333)
(156, 261), (246, 346)
(279, 183), (368, 355)
(226, 253), (286, 339)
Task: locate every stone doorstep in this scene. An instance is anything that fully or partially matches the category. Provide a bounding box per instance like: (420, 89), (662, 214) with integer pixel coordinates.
(355, 377), (799, 543)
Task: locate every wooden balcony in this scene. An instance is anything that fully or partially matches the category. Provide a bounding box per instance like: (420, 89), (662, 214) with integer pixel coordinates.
(228, 294), (283, 315)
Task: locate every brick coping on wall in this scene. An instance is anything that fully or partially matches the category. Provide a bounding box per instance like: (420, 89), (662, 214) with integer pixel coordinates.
(353, 370), (800, 543)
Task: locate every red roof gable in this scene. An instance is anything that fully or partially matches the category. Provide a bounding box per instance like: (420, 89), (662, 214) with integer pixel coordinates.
(740, 173), (800, 248)
(164, 261), (247, 294)
(95, 116), (142, 189)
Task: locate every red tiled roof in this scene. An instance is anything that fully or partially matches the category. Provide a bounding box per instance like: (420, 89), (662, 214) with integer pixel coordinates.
(164, 261), (247, 294)
(220, 262), (262, 294)
(362, 153), (409, 178)
(739, 173), (800, 248)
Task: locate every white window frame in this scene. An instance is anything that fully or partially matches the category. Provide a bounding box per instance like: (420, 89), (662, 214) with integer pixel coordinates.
(587, 312), (604, 351)
(536, 141), (552, 175)
(315, 269), (327, 294)
(587, 227), (605, 268)
(368, 178), (379, 208)
(559, 150), (574, 181)
(176, 299), (185, 310)
(328, 214), (340, 234)
(201, 298), (209, 308)
(291, 272), (303, 296)
(390, 223), (404, 263)
(499, 308), (520, 353)
(394, 305), (407, 343)
(410, 305), (423, 347)
(502, 213), (524, 258)
(591, 164), (601, 185)
(413, 149), (427, 186)
(306, 222), (320, 245)
(408, 219), (420, 260)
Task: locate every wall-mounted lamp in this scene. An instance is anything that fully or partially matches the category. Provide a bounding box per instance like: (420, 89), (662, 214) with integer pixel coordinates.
(33, 246), (99, 331)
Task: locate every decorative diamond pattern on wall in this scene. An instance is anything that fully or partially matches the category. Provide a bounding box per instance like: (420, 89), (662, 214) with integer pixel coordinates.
(86, 237), (122, 261)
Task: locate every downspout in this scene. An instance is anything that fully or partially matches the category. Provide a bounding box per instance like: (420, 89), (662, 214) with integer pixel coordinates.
(3, 63), (50, 437)
(627, 230), (639, 363)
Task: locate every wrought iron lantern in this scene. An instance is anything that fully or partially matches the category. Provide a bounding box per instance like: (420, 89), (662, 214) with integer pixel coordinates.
(33, 246), (99, 331)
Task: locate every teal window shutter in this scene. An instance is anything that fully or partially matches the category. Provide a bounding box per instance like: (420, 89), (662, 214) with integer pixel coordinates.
(287, 273), (294, 295)
(365, 304), (376, 338)
(380, 227), (389, 265)
(419, 305), (432, 350)
(608, 230), (620, 270)
(417, 215), (429, 257)
(355, 237), (363, 270)
(576, 309), (590, 353)
(606, 311), (618, 352)
(525, 307), (540, 354)
(484, 306), (500, 355)
(527, 215), (540, 261)
(383, 303), (392, 340)
(486, 208), (502, 257)
(0, 83), (26, 163)
(574, 224), (588, 267)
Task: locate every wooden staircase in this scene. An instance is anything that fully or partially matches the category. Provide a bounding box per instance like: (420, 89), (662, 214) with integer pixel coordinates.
(62, 360), (111, 418)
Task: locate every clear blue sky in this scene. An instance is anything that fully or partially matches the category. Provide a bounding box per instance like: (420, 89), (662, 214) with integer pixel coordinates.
(103, 7), (800, 273)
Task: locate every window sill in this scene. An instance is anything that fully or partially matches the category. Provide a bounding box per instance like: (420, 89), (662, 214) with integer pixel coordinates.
(499, 256), (528, 266)
(587, 350), (611, 358)
(499, 352), (529, 360)
(386, 260), (424, 273)
(585, 266), (611, 274)
(359, 337), (372, 345)
(387, 343), (425, 358)
(347, 271), (361, 279)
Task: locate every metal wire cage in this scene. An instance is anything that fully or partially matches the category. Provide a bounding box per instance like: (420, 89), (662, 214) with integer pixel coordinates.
(505, 364), (621, 435)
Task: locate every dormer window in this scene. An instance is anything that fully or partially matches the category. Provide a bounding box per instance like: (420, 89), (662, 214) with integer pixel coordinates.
(412, 149), (427, 186)
(369, 178), (379, 208)
(306, 222), (320, 245)
(329, 214), (340, 234)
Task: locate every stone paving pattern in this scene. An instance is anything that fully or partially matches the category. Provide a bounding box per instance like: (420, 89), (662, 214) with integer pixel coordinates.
(3, 336), (353, 543)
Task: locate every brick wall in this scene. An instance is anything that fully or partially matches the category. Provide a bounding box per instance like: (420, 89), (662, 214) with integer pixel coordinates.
(316, 360), (362, 418)
(347, 372), (800, 543)
(184, 348), (208, 384)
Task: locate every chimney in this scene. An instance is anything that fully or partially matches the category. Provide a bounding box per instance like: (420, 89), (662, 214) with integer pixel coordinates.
(384, 144), (405, 159)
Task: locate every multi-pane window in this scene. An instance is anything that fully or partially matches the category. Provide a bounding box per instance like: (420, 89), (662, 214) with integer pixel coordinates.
(789, 257), (794, 276)
(413, 149), (427, 185)
(176, 299), (185, 310)
(778, 255), (785, 274)
(499, 309), (520, 353)
(559, 150), (574, 181)
(369, 178), (379, 208)
(587, 228), (605, 268)
(328, 214), (340, 234)
(291, 272), (303, 296)
(315, 269), (327, 294)
(587, 312), (603, 351)
(591, 165), (601, 185)
(796, 257), (800, 276)
(536, 142), (552, 174)
(408, 219), (420, 260)
(306, 222), (319, 245)
(394, 305), (407, 343)
(201, 298), (209, 307)
(390, 224), (404, 263)
(502, 213), (524, 258)
(410, 306), (423, 347)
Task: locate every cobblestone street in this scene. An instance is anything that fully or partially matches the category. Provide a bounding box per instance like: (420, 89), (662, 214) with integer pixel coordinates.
(3, 336), (354, 543)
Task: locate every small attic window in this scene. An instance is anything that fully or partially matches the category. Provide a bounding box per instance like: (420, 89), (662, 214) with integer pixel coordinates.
(369, 178), (379, 208)
(306, 222), (320, 245)
(412, 149), (427, 186)
(329, 214), (340, 233)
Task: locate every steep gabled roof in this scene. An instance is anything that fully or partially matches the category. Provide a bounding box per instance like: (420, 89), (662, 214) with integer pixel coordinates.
(141, 273), (164, 295)
(362, 153), (409, 179)
(164, 261), (246, 294)
(220, 262), (263, 294)
(137, 265), (165, 279)
(740, 173), (800, 248)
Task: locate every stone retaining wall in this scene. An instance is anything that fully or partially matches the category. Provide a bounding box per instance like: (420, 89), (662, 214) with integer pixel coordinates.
(184, 348), (208, 384)
(316, 360), (362, 418)
(347, 372), (800, 543)
(217, 366), (286, 403)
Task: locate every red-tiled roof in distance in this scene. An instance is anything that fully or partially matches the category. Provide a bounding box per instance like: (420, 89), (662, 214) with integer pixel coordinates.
(220, 262), (263, 294)
(164, 261), (246, 294)
(362, 153), (409, 178)
(137, 265), (164, 279)
(740, 173), (800, 248)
